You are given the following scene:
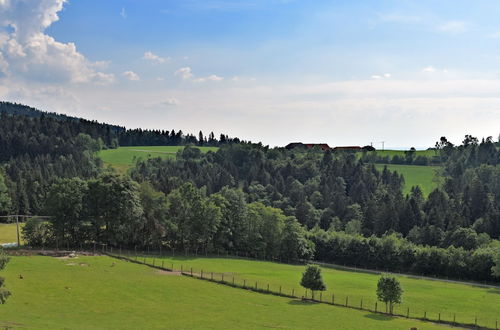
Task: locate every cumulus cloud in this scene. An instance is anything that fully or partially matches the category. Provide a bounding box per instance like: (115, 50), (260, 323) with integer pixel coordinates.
(175, 67), (223, 82)
(143, 51), (169, 64)
(175, 67), (194, 80)
(0, 0), (113, 84)
(194, 74), (224, 83)
(120, 8), (127, 19)
(122, 70), (140, 81)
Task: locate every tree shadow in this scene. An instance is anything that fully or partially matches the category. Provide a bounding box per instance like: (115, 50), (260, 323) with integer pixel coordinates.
(363, 313), (393, 321)
(287, 299), (317, 306)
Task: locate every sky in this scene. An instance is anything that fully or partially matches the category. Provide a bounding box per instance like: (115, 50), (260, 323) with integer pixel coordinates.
(0, 0), (499, 149)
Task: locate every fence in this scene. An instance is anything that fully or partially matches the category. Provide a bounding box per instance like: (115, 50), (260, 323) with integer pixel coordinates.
(107, 250), (499, 330)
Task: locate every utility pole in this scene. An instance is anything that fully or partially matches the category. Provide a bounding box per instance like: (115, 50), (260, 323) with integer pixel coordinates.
(16, 215), (20, 247)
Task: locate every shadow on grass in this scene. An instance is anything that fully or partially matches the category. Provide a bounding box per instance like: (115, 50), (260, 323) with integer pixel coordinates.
(363, 313), (393, 321)
(287, 300), (318, 306)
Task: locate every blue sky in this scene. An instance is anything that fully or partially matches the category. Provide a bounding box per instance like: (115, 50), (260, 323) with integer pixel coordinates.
(1, 0), (499, 148)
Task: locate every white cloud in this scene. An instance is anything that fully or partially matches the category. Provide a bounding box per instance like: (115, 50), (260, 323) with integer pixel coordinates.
(120, 7), (127, 19)
(438, 21), (468, 34)
(162, 98), (180, 106)
(194, 74), (224, 83)
(175, 67), (193, 80)
(422, 66), (436, 73)
(175, 67), (223, 82)
(371, 73), (391, 79)
(0, 0), (113, 84)
(122, 70), (140, 81)
(143, 51), (170, 64)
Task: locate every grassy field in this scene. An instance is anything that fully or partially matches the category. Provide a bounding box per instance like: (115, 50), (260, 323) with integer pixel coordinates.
(366, 149), (437, 158)
(130, 254), (500, 328)
(98, 146), (219, 173)
(0, 223), (22, 244)
(0, 256), (448, 329)
(375, 164), (442, 196)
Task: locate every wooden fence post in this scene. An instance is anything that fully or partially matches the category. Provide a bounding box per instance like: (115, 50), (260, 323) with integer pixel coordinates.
(211, 272), (213, 280)
(279, 286), (281, 295)
(190, 267), (193, 276)
(424, 311), (426, 319)
(406, 307), (409, 318)
(345, 296), (348, 307)
(181, 265), (183, 273)
(267, 284), (269, 292)
(255, 281), (258, 290)
(162, 260), (164, 269)
(360, 298), (363, 310)
(243, 279), (246, 287)
(222, 274), (224, 282)
(153, 258), (155, 266)
(375, 302), (377, 313)
(232, 276), (235, 285)
(201, 270), (203, 279)
(292, 288), (294, 297)
(332, 293), (335, 305)
(438, 313), (440, 322)
(453, 314), (456, 324)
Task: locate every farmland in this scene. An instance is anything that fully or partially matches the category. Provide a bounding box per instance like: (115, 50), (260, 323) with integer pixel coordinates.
(128, 254), (500, 328)
(98, 146), (218, 173)
(374, 164), (442, 196)
(0, 255), (447, 329)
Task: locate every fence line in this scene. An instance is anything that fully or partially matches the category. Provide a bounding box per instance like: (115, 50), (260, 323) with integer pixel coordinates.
(107, 251), (497, 330)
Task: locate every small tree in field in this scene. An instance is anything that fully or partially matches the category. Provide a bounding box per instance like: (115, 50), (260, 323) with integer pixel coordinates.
(300, 265), (326, 300)
(376, 274), (403, 314)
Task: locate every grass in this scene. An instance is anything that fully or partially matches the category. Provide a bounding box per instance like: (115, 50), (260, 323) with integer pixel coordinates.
(0, 256), (448, 329)
(98, 146), (219, 173)
(0, 223), (23, 244)
(130, 254), (500, 328)
(366, 149), (437, 158)
(374, 164), (442, 196)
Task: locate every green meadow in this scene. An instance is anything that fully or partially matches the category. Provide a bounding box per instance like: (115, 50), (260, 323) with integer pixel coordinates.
(375, 164), (442, 196)
(131, 254), (500, 328)
(98, 146), (218, 173)
(367, 149), (437, 158)
(0, 256), (448, 329)
(0, 223), (22, 244)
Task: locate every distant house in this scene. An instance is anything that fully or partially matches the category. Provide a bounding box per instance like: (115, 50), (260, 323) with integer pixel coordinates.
(285, 143), (331, 151)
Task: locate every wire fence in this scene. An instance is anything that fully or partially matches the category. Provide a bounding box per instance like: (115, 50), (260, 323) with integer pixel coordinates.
(108, 250), (500, 330)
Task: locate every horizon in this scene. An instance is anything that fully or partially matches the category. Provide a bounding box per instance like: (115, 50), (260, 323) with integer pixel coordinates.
(1, 0), (499, 149)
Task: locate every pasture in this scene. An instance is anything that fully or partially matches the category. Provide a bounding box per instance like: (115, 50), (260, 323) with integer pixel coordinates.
(0, 223), (22, 244)
(0, 255), (447, 329)
(98, 146), (218, 173)
(130, 254), (500, 328)
(375, 164), (442, 196)
(367, 149), (437, 158)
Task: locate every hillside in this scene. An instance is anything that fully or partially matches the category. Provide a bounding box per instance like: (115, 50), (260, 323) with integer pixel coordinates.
(0, 255), (447, 330)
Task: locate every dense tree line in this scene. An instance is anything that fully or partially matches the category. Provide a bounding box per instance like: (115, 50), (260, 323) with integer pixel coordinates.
(23, 174), (313, 261)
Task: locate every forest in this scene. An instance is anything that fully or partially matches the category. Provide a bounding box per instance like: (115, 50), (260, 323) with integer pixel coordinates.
(1, 102), (500, 282)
